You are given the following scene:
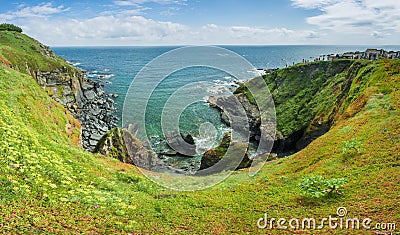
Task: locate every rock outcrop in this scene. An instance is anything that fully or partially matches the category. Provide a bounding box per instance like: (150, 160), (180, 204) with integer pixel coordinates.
(33, 66), (118, 151)
(94, 128), (132, 163)
(95, 126), (169, 172)
(164, 131), (197, 157)
(199, 132), (252, 172)
(208, 94), (260, 140)
(20, 45), (118, 152)
(0, 31), (118, 152)
(211, 60), (359, 157)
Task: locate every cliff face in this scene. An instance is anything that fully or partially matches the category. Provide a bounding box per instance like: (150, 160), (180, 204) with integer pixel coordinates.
(212, 60), (371, 156)
(0, 31), (117, 151)
(35, 67), (118, 150)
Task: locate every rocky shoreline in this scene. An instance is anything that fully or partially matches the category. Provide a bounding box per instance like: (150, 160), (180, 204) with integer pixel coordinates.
(32, 63), (118, 151)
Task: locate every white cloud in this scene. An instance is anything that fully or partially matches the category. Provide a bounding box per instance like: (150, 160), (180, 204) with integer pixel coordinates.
(192, 24), (319, 45)
(11, 13), (320, 46)
(2, 2), (318, 46)
(3, 1), (398, 45)
(292, 0), (340, 9)
(100, 6), (152, 16)
(19, 15), (189, 45)
(292, 0), (400, 33)
(0, 2), (69, 21)
(114, 0), (186, 6)
(160, 6), (182, 16)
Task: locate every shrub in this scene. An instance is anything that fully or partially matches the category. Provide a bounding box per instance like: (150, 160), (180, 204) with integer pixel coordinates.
(0, 23), (23, 33)
(299, 175), (348, 198)
(341, 138), (362, 153)
(341, 138), (362, 162)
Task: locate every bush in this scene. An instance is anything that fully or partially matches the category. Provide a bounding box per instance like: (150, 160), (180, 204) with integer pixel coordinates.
(0, 23), (23, 33)
(341, 138), (362, 152)
(299, 175), (348, 198)
(341, 138), (362, 161)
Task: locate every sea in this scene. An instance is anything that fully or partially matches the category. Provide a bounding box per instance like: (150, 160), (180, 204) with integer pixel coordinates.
(53, 45), (400, 170)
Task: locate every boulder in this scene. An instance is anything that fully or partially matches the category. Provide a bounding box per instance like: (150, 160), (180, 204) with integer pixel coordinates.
(199, 132), (252, 173)
(94, 128), (132, 164)
(90, 132), (103, 141)
(95, 127), (166, 171)
(84, 90), (97, 100)
(165, 131), (196, 157)
(182, 133), (195, 145)
(81, 82), (94, 90)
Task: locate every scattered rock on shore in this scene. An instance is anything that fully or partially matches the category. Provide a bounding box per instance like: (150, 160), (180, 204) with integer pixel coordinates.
(34, 63), (118, 151)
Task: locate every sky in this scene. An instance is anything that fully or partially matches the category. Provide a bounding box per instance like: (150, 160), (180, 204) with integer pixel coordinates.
(1, 0), (400, 46)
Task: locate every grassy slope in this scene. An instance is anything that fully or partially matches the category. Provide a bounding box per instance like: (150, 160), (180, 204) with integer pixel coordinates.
(236, 60), (356, 138)
(0, 31), (80, 76)
(0, 33), (399, 234)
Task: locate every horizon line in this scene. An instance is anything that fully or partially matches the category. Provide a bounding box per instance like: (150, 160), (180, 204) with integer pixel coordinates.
(50, 44), (400, 48)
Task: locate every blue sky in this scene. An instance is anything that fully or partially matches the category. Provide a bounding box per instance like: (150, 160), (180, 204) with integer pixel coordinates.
(1, 0), (400, 46)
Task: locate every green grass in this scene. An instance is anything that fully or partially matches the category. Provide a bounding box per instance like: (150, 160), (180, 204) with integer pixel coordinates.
(237, 60), (358, 137)
(0, 31), (79, 76)
(0, 32), (399, 234)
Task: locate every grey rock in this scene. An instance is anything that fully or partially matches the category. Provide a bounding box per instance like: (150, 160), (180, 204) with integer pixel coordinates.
(123, 129), (165, 171)
(82, 82), (94, 90)
(26, 44), (117, 152)
(91, 106), (102, 116)
(89, 140), (98, 147)
(165, 131), (196, 157)
(91, 133), (103, 141)
(62, 86), (73, 96)
(97, 99), (105, 105)
(84, 90), (97, 100)
(159, 150), (178, 156)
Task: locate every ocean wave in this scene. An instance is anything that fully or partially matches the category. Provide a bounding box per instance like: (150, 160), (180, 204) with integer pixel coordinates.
(67, 61), (82, 66)
(97, 74), (115, 79)
(213, 79), (238, 87)
(206, 78), (239, 96)
(193, 125), (231, 155)
(202, 96), (210, 104)
(207, 85), (228, 95)
(87, 74), (97, 78)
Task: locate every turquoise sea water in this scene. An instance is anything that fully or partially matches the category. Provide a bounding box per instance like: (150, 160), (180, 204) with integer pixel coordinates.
(53, 45), (400, 168)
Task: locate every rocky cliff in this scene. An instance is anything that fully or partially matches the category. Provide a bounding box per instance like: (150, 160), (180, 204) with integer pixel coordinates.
(35, 67), (118, 151)
(0, 31), (117, 151)
(210, 60), (363, 157)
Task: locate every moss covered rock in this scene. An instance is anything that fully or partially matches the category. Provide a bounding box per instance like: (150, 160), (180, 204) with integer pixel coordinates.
(200, 132), (252, 171)
(95, 127), (165, 171)
(233, 60), (364, 153)
(94, 128), (131, 163)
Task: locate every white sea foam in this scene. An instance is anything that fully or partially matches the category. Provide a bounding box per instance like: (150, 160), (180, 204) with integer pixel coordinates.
(194, 124), (231, 155)
(87, 74), (97, 78)
(67, 61), (82, 66)
(98, 74), (115, 79)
